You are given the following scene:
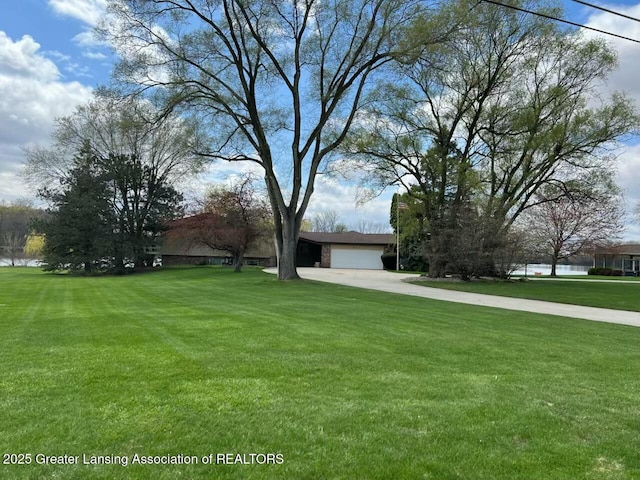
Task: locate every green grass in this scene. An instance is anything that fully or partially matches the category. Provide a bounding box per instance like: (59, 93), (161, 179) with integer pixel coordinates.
(519, 275), (640, 281)
(410, 278), (640, 312)
(1, 266), (639, 480)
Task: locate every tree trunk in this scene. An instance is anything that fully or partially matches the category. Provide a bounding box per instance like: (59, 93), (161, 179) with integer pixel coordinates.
(426, 232), (448, 278)
(233, 252), (244, 273)
(277, 218), (300, 280)
(133, 233), (145, 269)
(428, 258), (447, 278)
(550, 255), (558, 277)
(114, 248), (126, 274)
(265, 170), (302, 281)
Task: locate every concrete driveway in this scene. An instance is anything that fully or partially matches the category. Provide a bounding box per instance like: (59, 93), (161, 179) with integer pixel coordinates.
(264, 267), (640, 328)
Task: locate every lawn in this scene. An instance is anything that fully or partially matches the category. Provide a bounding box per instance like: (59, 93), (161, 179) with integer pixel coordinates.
(522, 275), (640, 281)
(1, 267), (638, 480)
(410, 278), (640, 312)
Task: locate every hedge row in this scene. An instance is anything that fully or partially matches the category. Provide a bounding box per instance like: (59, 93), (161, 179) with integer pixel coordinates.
(587, 267), (624, 276)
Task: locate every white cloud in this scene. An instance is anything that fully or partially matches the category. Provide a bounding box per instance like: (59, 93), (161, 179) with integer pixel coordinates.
(47, 49), (99, 79)
(200, 159), (265, 185)
(583, 3), (640, 48)
(617, 144), (640, 201)
(305, 176), (393, 231)
(616, 143), (640, 240)
(0, 31), (93, 202)
(48, 0), (107, 26)
(582, 4), (640, 240)
(178, 159), (265, 207)
(584, 3), (640, 104)
(63, 62), (93, 78)
(82, 51), (107, 60)
(73, 30), (107, 48)
(0, 145), (28, 199)
(49, 1), (111, 63)
(0, 33), (60, 81)
(45, 50), (72, 62)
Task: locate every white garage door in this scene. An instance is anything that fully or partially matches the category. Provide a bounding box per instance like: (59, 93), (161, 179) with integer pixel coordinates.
(330, 245), (384, 270)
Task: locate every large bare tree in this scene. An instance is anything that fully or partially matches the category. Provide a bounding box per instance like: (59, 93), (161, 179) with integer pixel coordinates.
(25, 94), (203, 189)
(522, 177), (625, 276)
(100, 0), (444, 279)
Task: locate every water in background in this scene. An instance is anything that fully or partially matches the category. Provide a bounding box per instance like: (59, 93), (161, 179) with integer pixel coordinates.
(0, 259), (593, 274)
(0, 258), (42, 267)
(511, 263), (589, 276)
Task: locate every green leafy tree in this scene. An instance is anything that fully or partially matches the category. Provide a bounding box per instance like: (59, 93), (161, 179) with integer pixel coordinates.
(299, 219), (312, 233)
(344, 0), (639, 277)
(24, 234), (45, 260)
(36, 141), (184, 273)
(102, 153), (184, 270)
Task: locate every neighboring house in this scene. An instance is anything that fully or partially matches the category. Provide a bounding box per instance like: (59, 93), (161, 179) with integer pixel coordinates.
(297, 231), (395, 270)
(161, 235), (277, 267)
(592, 243), (640, 275)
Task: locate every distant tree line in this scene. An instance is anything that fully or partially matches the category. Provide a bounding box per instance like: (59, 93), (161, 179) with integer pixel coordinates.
(301, 210), (389, 234)
(0, 202), (46, 266)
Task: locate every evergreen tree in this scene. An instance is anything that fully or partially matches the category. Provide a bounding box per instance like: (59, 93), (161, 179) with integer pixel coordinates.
(39, 147), (115, 273)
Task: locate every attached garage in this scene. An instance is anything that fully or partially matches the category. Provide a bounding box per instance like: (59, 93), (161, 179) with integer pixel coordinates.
(297, 231), (394, 270)
(330, 245), (385, 270)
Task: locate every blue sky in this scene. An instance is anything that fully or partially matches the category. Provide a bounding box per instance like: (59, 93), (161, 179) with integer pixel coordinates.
(2, 0), (112, 85)
(1, 0), (639, 238)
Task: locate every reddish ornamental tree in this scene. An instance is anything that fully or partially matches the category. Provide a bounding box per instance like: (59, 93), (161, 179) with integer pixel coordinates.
(168, 177), (271, 272)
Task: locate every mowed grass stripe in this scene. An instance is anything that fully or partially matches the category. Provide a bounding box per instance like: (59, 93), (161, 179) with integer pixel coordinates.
(0, 267), (638, 480)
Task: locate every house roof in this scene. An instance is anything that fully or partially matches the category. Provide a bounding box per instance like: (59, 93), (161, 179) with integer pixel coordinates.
(594, 243), (640, 255)
(165, 212), (215, 228)
(299, 231), (395, 246)
(162, 213), (275, 258)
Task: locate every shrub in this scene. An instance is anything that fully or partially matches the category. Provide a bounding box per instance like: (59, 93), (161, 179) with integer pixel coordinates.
(588, 267), (613, 276)
(381, 253), (397, 270)
(402, 255), (429, 273)
(381, 252), (429, 272)
(587, 267), (624, 276)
